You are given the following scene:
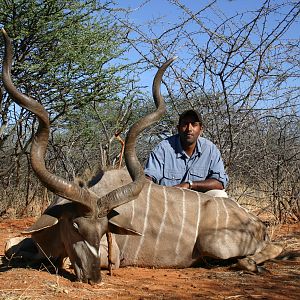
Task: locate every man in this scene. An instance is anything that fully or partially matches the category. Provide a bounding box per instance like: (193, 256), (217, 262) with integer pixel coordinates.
(144, 109), (229, 197)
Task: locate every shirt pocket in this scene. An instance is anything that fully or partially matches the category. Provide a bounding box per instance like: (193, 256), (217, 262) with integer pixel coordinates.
(162, 168), (183, 186)
(189, 167), (207, 181)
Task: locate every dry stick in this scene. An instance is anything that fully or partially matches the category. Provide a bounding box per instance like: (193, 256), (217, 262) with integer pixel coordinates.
(105, 131), (125, 276)
(115, 131), (125, 169)
(35, 243), (60, 286)
(106, 232), (113, 276)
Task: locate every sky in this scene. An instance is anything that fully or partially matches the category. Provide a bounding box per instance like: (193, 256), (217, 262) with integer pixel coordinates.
(111, 0), (299, 91)
(126, 0), (261, 23)
(117, 0), (298, 38)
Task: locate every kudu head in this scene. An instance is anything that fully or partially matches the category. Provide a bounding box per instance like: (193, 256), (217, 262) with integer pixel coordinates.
(1, 28), (175, 283)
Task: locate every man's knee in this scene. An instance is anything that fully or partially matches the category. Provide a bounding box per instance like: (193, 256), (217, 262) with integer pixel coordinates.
(205, 189), (228, 197)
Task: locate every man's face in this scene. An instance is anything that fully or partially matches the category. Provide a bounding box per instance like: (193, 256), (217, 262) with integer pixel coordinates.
(177, 114), (203, 147)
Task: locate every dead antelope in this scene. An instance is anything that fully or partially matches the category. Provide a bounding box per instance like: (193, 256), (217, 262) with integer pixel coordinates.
(2, 29), (282, 284)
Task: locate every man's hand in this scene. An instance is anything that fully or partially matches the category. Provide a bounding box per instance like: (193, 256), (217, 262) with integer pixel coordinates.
(174, 182), (190, 189)
(174, 178), (223, 192)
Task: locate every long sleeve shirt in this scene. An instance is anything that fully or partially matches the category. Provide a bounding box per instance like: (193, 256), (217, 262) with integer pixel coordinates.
(144, 134), (229, 188)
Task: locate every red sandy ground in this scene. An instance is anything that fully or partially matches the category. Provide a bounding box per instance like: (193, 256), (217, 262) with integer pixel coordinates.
(0, 217), (299, 299)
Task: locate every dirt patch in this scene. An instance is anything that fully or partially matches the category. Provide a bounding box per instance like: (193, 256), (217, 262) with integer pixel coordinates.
(0, 218), (299, 299)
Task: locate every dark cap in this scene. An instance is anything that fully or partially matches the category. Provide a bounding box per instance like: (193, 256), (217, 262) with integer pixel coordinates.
(178, 109), (203, 125)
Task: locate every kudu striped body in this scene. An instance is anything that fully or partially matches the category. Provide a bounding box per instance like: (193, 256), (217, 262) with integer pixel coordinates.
(2, 28), (282, 284)
(92, 169), (282, 270)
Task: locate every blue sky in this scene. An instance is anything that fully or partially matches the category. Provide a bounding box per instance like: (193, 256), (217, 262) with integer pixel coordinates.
(122, 0), (260, 21)
(118, 0), (297, 37)
(113, 0), (299, 92)
(109, 0), (300, 115)
(114, 0), (299, 89)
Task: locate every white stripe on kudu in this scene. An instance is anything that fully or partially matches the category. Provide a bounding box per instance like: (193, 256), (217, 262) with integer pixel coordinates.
(175, 188), (186, 264)
(153, 186), (168, 261)
(84, 240), (99, 258)
(194, 192), (201, 245)
(119, 199), (135, 256)
(220, 197), (230, 255)
(221, 198), (229, 229)
(133, 181), (152, 263)
(214, 198), (220, 247)
(215, 197), (220, 230)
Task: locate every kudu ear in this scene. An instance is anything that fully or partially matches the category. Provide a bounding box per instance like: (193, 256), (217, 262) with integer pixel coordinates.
(108, 210), (142, 236)
(22, 199), (75, 234)
(22, 214), (58, 234)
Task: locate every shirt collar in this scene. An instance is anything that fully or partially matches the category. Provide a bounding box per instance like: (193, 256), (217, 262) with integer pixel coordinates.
(175, 135), (203, 158)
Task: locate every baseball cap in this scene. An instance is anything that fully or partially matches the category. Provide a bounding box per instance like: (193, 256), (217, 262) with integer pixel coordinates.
(178, 109), (203, 125)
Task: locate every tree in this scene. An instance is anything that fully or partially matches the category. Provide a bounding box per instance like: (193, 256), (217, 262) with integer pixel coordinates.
(0, 0), (138, 215)
(115, 0), (300, 221)
(1, 0), (299, 222)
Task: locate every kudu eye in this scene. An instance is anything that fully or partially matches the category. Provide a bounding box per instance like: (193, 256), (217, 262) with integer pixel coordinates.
(73, 222), (79, 230)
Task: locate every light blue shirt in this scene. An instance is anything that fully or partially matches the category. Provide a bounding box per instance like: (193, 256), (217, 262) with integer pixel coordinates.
(144, 134), (229, 188)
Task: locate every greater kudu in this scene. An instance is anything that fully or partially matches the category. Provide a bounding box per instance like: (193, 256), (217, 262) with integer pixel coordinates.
(3, 29), (282, 284)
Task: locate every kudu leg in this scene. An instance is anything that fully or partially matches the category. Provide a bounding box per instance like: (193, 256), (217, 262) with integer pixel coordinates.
(237, 242), (283, 272)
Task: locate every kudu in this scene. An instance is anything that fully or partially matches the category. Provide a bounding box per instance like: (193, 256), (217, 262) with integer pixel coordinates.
(2, 29), (282, 284)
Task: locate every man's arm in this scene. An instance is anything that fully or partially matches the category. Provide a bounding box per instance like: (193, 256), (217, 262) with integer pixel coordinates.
(174, 178), (223, 191)
(202, 143), (228, 189)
